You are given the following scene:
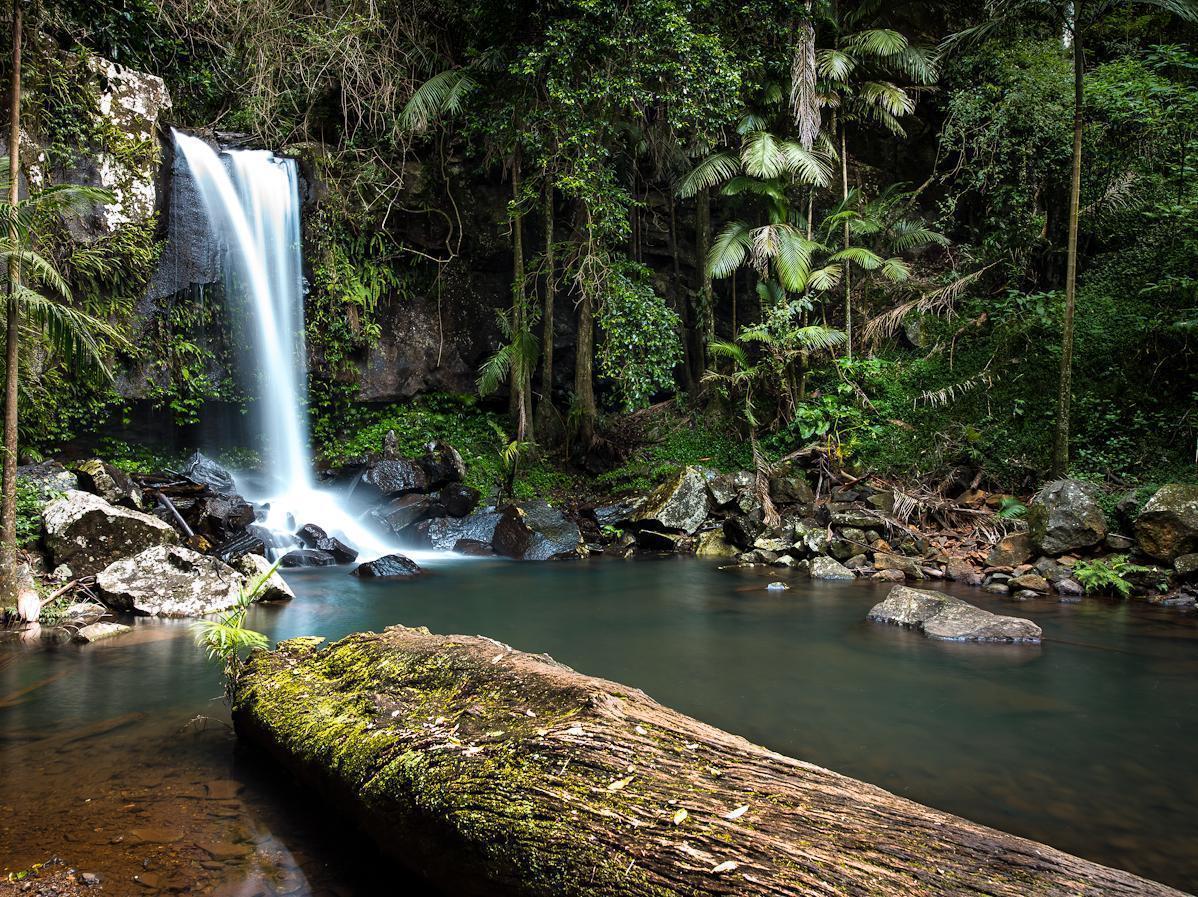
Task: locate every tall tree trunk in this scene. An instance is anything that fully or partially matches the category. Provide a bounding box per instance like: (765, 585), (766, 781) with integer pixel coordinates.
(840, 124), (853, 360)
(668, 195), (695, 393)
(534, 180), (557, 442)
(1053, 10), (1084, 477)
(509, 148), (533, 442)
(574, 206), (598, 450)
(2, 0), (22, 586)
(694, 186), (713, 383)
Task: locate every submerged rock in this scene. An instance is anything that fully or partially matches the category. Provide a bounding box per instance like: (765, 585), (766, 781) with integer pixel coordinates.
(867, 585), (1041, 643)
(97, 545), (246, 617)
(1135, 484), (1198, 562)
(1028, 479), (1106, 556)
(233, 553), (294, 602)
(632, 466), (709, 534)
(74, 622), (132, 644)
(351, 554), (423, 578)
(279, 549), (338, 568)
(73, 459), (143, 509)
(44, 490), (179, 578)
(492, 502), (582, 561)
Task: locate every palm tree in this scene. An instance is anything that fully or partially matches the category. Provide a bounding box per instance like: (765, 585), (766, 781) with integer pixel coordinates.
(946, 0), (1198, 475)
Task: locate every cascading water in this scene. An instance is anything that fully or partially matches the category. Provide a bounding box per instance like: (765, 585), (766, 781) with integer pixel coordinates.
(173, 131), (398, 559)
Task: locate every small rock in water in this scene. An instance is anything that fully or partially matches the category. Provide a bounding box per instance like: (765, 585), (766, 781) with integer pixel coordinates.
(315, 536), (358, 564)
(295, 523), (329, 548)
(74, 622), (132, 643)
(868, 585), (1041, 643)
(765, 581), (790, 591)
(352, 554), (423, 578)
(279, 549), (338, 568)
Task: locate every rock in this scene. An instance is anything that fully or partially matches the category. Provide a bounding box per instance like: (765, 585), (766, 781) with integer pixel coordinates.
(74, 622), (132, 643)
(194, 493), (255, 541)
(830, 511), (879, 529)
(44, 490), (179, 578)
(806, 557), (855, 580)
(72, 459), (143, 509)
(592, 503), (635, 529)
(1055, 578), (1084, 596)
(768, 475), (814, 506)
(182, 451), (238, 495)
(872, 569), (906, 583)
(637, 528), (686, 551)
(439, 483), (481, 518)
(97, 545), (247, 617)
(1174, 553), (1198, 578)
(695, 530), (737, 558)
(866, 491), (895, 513)
(722, 516), (758, 550)
(453, 539), (496, 557)
(792, 522), (829, 556)
(212, 530), (267, 563)
(414, 512), (504, 551)
(706, 470), (752, 507)
(1105, 533), (1134, 551)
(418, 441), (466, 488)
(1034, 556), (1072, 583)
(1011, 590), (1040, 602)
(17, 460), (78, 499)
(739, 549), (778, 565)
(359, 458), (428, 500)
(987, 532), (1032, 568)
(61, 602), (107, 625)
(873, 552), (923, 579)
(80, 872), (101, 887)
(295, 523), (329, 548)
(765, 581), (790, 591)
(945, 557), (982, 585)
(315, 537), (359, 565)
(772, 554), (800, 567)
(1028, 479), (1106, 556)
(827, 539), (856, 561)
(1114, 491), (1141, 531)
(373, 495), (437, 532)
(382, 429), (399, 459)
(983, 582), (1010, 595)
(352, 554), (423, 578)
(867, 586), (1042, 643)
(279, 549), (338, 568)
(233, 553), (294, 602)
(1008, 573), (1051, 594)
(753, 536), (790, 553)
(489, 502), (583, 561)
(1135, 484), (1198, 561)
(632, 466), (709, 534)
(845, 553), (869, 569)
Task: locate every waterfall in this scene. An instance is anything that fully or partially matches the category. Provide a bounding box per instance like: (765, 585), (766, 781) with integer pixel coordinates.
(173, 131), (396, 559)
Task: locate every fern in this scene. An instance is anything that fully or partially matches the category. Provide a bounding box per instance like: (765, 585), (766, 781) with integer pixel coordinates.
(1072, 555), (1153, 599)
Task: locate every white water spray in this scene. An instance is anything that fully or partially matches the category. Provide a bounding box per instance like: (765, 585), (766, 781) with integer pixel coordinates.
(173, 131), (401, 560)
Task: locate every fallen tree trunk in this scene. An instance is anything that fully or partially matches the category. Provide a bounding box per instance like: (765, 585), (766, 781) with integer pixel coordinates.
(233, 628), (1185, 897)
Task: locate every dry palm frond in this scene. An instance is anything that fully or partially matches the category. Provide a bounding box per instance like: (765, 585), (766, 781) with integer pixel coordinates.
(1082, 169), (1139, 217)
(864, 263), (995, 345)
(916, 368), (993, 408)
(790, 15), (821, 150)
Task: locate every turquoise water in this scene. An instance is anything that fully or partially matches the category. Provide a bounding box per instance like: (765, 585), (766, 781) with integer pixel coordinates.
(2, 557), (1195, 893)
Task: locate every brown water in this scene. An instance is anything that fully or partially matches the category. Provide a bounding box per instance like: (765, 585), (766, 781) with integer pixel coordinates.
(2, 557), (1196, 893)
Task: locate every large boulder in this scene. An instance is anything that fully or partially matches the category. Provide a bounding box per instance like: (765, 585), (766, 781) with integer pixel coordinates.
(805, 556), (855, 580)
(1027, 479), (1106, 556)
(193, 493), (255, 542)
(414, 511), (504, 552)
(96, 545), (246, 617)
(632, 466), (709, 534)
(17, 461), (78, 500)
(181, 452), (238, 495)
(492, 502), (582, 561)
(233, 553), (294, 602)
(705, 470), (753, 507)
(373, 495), (438, 533)
(357, 459), (428, 501)
(72, 459), (143, 509)
(867, 586), (1042, 643)
(280, 549), (338, 568)
(418, 442), (467, 489)
(987, 532), (1032, 568)
(438, 483), (480, 518)
(1135, 484), (1198, 562)
(43, 490), (178, 577)
(352, 554), (423, 578)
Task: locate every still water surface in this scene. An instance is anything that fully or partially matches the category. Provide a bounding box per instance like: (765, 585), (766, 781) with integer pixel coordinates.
(2, 557), (1196, 893)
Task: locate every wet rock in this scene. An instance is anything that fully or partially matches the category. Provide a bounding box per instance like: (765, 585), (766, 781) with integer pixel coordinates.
(418, 441), (466, 489)
(74, 622), (132, 643)
(706, 470), (752, 507)
(828, 539), (856, 561)
(233, 553), (294, 602)
(695, 530), (737, 558)
(182, 451), (238, 495)
(768, 474), (814, 506)
(359, 458), (428, 501)
(723, 516), (758, 550)
(1028, 479), (1106, 556)
(453, 538), (496, 557)
(873, 552), (923, 579)
(279, 549), (338, 568)
(1174, 553), (1198, 578)
(61, 602), (108, 625)
(211, 530), (267, 563)
(195, 493), (255, 541)
(1055, 578), (1084, 597)
(1011, 590), (1040, 602)
(439, 483), (480, 518)
(17, 460), (78, 499)
(413, 511), (504, 552)
(765, 581), (790, 591)
(44, 490), (178, 577)
(73, 459), (143, 509)
(872, 569), (906, 583)
(866, 491), (895, 513)
(806, 556), (855, 580)
(753, 536), (791, 553)
(373, 494), (436, 533)
(97, 545), (246, 616)
(945, 557), (982, 585)
(633, 466), (710, 534)
(315, 536), (359, 564)
(592, 503), (635, 529)
(352, 554), (423, 578)
(382, 429), (399, 460)
(983, 581), (1010, 595)
(867, 586), (1041, 643)
(1135, 484), (1198, 562)
(987, 532), (1033, 568)
(1008, 573), (1050, 594)
(792, 522), (829, 556)
(295, 523), (328, 548)
(845, 553), (870, 569)
(493, 502), (582, 561)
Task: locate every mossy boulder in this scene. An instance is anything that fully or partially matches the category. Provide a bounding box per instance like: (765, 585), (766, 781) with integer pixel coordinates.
(1135, 484), (1198, 562)
(1028, 479), (1106, 556)
(632, 466), (709, 534)
(96, 545), (246, 617)
(43, 490), (178, 578)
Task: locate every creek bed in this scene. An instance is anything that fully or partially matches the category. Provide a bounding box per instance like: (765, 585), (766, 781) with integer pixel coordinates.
(1, 557), (1196, 893)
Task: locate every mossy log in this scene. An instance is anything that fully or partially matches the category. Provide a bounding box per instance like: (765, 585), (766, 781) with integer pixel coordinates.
(233, 627), (1184, 897)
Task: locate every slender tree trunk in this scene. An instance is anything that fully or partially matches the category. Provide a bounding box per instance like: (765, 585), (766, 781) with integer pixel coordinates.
(1053, 11), (1084, 477)
(841, 124), (853, 360)
(694, 186), (713, 382)
(509, 148), (533, 442)
(2, 0), (22, 584)
(534, 180), (557, 442)
(574, 206), (597, 449)
(668, 195), (695, 393)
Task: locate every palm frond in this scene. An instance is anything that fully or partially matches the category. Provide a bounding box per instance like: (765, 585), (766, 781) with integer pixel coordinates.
(399, 69), (478, 133)
(707, 221), (753, 279)
(791, 18), (821, 149)
(477, 342), (514, 395)
(863, 264), (995, 344)
(817, 48), (855, 82)
(741, 130), (786, 179)
(15, 285), (131, 377)
(859, 81), (916, 118)
(678, 151), (740, 198)
(846, 28), (909, 58)
(773, 225), (816, 292)
(707, 338), (749, 369)
(778, 141), (832, 186)
(829, 246), (884, 270)
(791, 325), (847, 351)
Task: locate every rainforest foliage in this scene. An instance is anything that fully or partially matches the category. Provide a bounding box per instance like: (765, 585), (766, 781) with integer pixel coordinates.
(5, 0), (1197, 494)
